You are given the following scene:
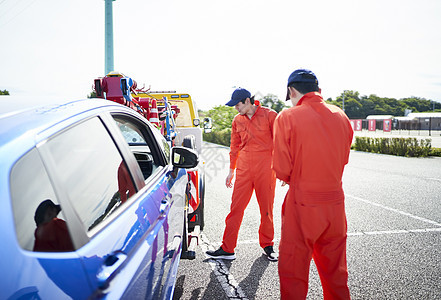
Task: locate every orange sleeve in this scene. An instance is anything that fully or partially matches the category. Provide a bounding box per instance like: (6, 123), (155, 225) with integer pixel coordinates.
(272, 113), (292, 182)
(343, 113), (354, 165)
(268, 110), (277, 139)
(229, 118), (241, 169)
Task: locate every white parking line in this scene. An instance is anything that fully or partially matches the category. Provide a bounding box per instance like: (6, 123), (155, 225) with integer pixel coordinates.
(427, 177), (441, 182)
(348, 227), (441, 236)
(205, 225), (441, 252)
(346, 194), (441, 227)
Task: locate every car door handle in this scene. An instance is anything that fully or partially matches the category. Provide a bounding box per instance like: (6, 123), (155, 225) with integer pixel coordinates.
(96, 251), (128, 288)
(159, 198), (170, 216)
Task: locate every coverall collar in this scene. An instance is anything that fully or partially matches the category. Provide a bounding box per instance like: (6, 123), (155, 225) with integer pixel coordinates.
(249, 103), (262, 120)
(241, 101), (261, 120)
(296, 92), (322, 106)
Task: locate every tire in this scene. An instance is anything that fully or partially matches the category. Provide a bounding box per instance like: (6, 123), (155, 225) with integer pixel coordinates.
(182, 135), (196, 150)
(181, 192), (189, 254)
(198, 172), (205, 231)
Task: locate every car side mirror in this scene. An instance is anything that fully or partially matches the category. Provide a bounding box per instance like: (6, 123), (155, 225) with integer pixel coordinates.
(203, 117), (212, 133)
(171, 146), (199, 169)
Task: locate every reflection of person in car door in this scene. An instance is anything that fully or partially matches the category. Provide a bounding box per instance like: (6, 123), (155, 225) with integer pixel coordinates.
(33, 199), (74, 252)
(118, 161), (136, 203)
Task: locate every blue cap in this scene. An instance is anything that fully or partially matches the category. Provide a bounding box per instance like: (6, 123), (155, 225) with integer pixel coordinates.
(226, 88), (251, 106)
(287, 69), (318, 86)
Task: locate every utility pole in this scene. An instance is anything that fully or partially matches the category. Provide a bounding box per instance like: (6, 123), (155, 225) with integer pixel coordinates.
(342, 90), (346, 112)
(104, 0), (115, 75)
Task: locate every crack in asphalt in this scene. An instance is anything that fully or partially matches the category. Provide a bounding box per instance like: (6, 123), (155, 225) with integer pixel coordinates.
(200, 234), (249, 299)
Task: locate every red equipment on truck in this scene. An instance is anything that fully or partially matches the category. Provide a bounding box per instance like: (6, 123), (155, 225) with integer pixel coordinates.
(94, 72), (180, 139)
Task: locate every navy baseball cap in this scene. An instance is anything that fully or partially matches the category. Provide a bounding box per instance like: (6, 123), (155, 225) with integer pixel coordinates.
(34, 199), (61, 226)
(226, 88), (251, 106)
(287, 69), (318, 86)
(286, 69), (318, 100)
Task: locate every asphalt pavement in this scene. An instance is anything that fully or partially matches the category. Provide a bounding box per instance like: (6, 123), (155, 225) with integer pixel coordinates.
(173, 142), (441, 299)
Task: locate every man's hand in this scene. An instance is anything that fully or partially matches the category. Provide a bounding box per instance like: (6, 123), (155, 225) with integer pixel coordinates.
(226, 169), (235, 188)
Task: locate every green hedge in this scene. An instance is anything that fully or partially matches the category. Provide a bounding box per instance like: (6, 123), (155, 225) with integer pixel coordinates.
(203, 128), (231, 147)
(353, 137), (438, 157)
(429, 147), (441, 157)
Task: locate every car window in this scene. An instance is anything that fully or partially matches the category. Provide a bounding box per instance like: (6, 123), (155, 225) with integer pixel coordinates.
(10, 148), (74, 252)
(45, 117), (136, 236)
(113, 116), (169, 179)
(151, 122), (171, 165)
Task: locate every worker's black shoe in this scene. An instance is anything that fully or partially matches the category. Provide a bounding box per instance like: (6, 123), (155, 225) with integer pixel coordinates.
(206, 247), (236, 260)
(263, 246), (278, 261)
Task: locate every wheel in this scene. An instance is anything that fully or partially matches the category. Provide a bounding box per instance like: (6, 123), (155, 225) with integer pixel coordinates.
(181, 192), (189, 254)
(182, 135), (196, 150)
(198, 172), (205, 231)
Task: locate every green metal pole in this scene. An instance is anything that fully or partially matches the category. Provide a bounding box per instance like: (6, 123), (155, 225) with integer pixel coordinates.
(105, 0), (115, 75)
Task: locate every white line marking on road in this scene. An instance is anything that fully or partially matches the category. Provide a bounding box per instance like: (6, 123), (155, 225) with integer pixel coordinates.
(346, 194), (441, 227)
(230, 227), (441, 243)
(427, 177), (441, 182)
(348, 227), (441, 236)
(200, 234), (249, 300)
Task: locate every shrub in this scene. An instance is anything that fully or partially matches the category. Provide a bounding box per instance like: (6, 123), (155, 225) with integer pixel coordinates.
(354, 137), (433, 157)
(203, 128), (231, 147)
(430, 147), (441, 157)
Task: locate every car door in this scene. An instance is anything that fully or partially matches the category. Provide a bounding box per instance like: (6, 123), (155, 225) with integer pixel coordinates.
(37, 110), (186, 299)
(107, 112), (187, 299)
(7, 146), (91, 300)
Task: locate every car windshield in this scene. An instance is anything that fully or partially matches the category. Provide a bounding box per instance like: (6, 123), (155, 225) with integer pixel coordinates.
(170, 100), (193, 127)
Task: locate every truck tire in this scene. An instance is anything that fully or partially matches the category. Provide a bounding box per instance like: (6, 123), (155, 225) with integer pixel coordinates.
(198, 172), (205, 231)
(181, 192), (189, 255)
(183, 135), (196, 150)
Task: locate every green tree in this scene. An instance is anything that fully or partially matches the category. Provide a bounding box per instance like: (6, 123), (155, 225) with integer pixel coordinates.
(359, 96), (376, 117)
(401, 97), (435, 112)
(260, 94), (288, 113)
(344, 98), (363, 118)
(204, 105), (237, 131)
(0, 89), (10, 95)
(88, 91), (97, 98)
(329, 91), (363, 118)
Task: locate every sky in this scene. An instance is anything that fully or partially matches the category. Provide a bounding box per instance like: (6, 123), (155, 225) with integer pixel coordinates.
(1, 0), (441, 111)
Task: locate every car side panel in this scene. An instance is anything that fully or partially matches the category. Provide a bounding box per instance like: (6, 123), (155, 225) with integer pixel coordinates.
(76, 167), (186, 299)
(0, 102), (187, 300)
(0, 148), (93, 300)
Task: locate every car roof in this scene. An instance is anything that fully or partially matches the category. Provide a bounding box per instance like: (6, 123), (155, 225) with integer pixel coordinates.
(0, 96), (118, 131)
(0, 96), (127, 162)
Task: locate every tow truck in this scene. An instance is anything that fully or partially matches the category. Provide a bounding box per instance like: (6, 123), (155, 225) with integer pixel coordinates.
(93, 71), (211, 259)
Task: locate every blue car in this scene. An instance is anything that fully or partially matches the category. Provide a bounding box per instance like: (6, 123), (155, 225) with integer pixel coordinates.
(0, 97), (198, 299)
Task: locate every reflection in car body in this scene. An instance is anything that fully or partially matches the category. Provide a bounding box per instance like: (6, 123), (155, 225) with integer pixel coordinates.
(0, 97), (197, 299)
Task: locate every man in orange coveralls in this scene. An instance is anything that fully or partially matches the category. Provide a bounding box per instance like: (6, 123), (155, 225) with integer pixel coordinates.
(273, 69), (353, 299)
(206, 88), (278, 261)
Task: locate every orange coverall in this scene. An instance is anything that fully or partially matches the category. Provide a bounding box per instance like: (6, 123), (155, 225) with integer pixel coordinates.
(272, 92), (353, 300)
(33, 218), (75, 252)
(222, 104), (277, 253)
